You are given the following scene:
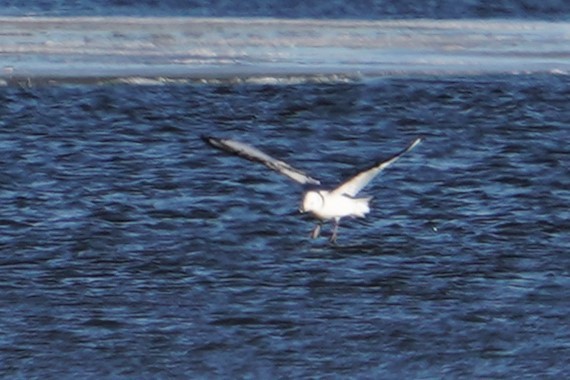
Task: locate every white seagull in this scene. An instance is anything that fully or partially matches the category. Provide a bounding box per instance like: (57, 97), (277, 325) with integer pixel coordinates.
(202, 135), (422, 243)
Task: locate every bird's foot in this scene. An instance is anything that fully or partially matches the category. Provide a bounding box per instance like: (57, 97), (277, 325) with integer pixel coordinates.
(329, 234), (337, 245)
(310, 224), (321, 239)
(329, 219), (339, 244)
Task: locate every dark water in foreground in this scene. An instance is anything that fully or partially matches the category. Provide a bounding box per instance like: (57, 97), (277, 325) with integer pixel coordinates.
(1, 75), (569, 378)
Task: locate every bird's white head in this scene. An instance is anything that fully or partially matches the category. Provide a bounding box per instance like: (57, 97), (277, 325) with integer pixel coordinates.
(300, 190), (324, 213)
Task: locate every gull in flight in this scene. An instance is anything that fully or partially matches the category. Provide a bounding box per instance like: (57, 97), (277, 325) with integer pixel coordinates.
(202, 135), (422, 243)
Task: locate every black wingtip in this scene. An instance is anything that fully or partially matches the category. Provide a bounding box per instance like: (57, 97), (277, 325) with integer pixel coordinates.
(201, 135), (213, 144)
(201, 135), (223, 149)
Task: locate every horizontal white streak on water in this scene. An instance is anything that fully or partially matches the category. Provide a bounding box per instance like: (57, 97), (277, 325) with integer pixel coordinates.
(0, 17), (569, 82)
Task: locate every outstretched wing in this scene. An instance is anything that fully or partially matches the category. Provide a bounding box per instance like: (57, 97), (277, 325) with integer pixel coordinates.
(332, 137), (422, 197)
(202, 135), (321, 185)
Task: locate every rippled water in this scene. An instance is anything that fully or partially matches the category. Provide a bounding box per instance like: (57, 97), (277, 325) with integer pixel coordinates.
(2, 0), (570, 19)
(1, 75), (569, 378)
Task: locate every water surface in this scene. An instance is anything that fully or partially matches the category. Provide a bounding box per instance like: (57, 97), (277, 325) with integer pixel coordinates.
(1, 75), (568, 378)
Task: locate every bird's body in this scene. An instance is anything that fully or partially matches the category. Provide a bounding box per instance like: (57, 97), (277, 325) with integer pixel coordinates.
(301, 190), (371, 220)
(202, 135), (422, 243)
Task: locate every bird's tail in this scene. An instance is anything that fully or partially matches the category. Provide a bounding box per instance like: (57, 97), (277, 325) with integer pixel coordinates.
(353, 197), (372, 218)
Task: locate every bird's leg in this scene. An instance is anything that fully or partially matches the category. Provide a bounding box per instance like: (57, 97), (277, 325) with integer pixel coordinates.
(310, 223), (322, 239)
(330, 218), (340, 244)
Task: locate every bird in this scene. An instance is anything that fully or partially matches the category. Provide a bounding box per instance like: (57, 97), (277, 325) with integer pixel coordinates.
(202, 135), (422, 243)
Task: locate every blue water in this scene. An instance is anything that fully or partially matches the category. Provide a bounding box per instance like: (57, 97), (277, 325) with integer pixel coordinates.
(2, 0), (570, 20)
(1, 75), (569, 378)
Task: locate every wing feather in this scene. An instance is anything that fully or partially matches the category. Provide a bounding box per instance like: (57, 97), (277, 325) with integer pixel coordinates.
(202, 135), (321, 185)
(332, 137), (422, 197)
